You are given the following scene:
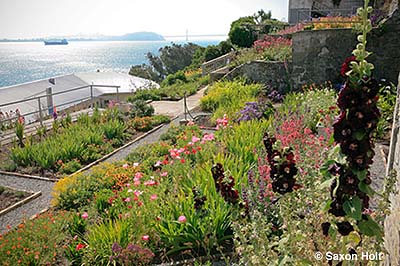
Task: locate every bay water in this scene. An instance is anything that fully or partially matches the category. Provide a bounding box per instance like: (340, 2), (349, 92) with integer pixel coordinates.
(0, 40), (220, 88)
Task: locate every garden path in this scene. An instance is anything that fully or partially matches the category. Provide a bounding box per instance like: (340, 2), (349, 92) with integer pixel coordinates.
(0, 173), (55, 234)
(0, 87), (208, 234)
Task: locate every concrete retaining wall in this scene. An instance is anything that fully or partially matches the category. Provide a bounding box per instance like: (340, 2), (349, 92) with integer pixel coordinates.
(385, 73), (400, 266)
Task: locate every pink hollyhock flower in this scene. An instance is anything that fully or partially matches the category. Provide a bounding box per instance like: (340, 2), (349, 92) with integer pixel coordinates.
(81, 212), (89, 219)
(124, 197), (131, 202)
(150, 194), (158, 201)
(160, 172), (168, 177)
(142, 235), (149, 241)
(178, 215), (187, 223)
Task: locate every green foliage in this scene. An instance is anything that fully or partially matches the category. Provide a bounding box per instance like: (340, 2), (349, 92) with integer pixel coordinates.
(0, 210), (72, 265)
(128, 78), (203, 102)
(129, 100), (155, 118)
(102, 119), (127, 141)
(279, 87), (338, 132)
(35, 124), (47, 141)
(228, 16), (257, 48)
(84, 219), (131, 265)
(145, 43), (201, 78)
(202, 40), (234, 63)
(126, 141), (171, 169)
(129, 63), (161, 82)
(53, 163), (129, 210)
(9, 111), (130, 174)
(376, 82), (396, 139)
(59, 159), (82, 175)
(200, 80), (262, 122)
(15, 121), (24, 148)
(129, 115), (170, 132)
(161, 71), (187, 86)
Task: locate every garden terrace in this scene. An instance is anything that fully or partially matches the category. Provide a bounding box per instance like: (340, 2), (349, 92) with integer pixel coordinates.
(0, 106), (170, 178)
(0, 72), (394, 264)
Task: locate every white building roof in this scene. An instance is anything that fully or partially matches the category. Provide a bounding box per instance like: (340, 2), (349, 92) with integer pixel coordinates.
(0, 72), (158, 121)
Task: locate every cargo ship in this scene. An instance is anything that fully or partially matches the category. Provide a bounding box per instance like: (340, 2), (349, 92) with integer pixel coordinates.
(44, 39), (68, 45)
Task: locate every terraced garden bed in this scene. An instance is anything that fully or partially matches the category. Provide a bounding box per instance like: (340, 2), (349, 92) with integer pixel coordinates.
(0, 107), (170, 179)
(0, 186), (33, 212)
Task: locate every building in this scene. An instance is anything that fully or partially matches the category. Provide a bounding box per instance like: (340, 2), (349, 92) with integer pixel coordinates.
(288, 0), (364, 24)
(0, 72), (159, 124)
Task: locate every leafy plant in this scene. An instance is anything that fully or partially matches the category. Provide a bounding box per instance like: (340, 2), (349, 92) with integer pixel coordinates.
(83, 219), (131, 265)
(201, 80), (261, 123)
(15, 120), (25, 148)
(130, 100), (155, 118)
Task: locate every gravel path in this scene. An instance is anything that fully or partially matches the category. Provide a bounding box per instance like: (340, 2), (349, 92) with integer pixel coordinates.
(0, 174), (55, 234)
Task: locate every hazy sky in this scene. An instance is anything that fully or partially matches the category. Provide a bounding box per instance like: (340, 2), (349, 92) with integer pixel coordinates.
(0, 0), (289, 39)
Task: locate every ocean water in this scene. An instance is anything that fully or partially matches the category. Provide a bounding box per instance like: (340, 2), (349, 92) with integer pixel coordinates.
(0, 40), (220, 88)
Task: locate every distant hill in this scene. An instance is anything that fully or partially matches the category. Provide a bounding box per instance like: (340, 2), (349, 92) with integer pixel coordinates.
(0, 32), (166, 42)
(109, 32), (165, 41)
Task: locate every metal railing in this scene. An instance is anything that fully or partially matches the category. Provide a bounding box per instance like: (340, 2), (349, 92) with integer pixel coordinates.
(0, 84), (120, 128)
(201, 52), (235, 76)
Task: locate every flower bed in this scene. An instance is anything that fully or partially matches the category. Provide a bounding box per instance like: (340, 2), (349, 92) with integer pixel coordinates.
(1, 108), (170, 178)
(0, 186), (33, 212)
(0, 61), (395, 264)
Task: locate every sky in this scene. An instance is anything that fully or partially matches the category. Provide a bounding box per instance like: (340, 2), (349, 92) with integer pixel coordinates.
(0, 0), (289, 39)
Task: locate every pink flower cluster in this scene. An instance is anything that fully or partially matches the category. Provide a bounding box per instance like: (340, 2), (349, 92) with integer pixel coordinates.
(253, 36), (292, 53)
(168, 133), (215, 162)
(216, 114), (229, 130)
(275, 23), (305, 35)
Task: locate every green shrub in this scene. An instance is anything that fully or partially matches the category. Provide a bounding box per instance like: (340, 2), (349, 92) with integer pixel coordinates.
(161, 71), (187, 86)
(60, 159), (83, 175)
(201, 80), (262, 122)
(103, 119), (127, 140)
(130, 100), (155, 118)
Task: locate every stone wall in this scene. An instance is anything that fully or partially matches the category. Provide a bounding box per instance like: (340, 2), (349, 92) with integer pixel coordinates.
(224, 61), (291, 91)
(291, 7), (400, 88)
(291, 28), (356, 87)
(385, 74), (400, 266)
